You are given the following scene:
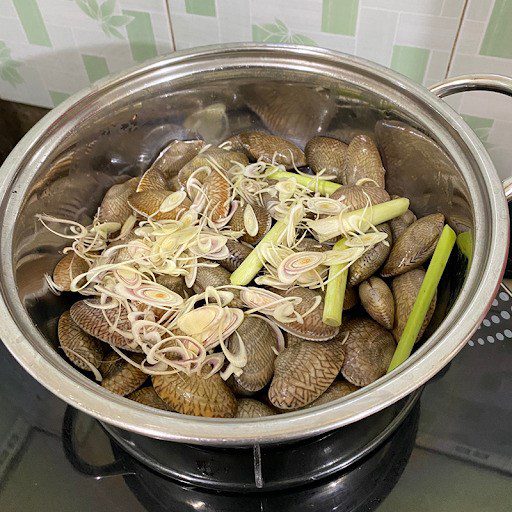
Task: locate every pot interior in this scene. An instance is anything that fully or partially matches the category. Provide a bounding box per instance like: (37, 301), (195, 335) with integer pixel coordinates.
(1, 46), (491, 444)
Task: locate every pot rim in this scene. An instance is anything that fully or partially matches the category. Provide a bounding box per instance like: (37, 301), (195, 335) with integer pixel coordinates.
(0, 43), (508, 445)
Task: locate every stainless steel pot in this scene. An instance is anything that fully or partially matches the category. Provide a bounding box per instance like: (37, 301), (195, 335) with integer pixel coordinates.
(0, 44), (510, 446)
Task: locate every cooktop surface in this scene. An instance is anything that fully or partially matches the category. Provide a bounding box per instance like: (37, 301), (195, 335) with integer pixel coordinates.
(0, 285), (511, 511)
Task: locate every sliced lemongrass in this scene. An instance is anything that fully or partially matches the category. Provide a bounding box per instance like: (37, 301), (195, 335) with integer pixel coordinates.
(202, 353), (226, 378)
(185, 257), (198, 287)
(177, 305), (224, 339)
(277, 251), (326, 285)
(323, 246), (365, 265)
(230, 221), (287, 286)
(116, 282), (184, 309)
(254, 275), (290, 290)
(308, 198), (410, 242)
(344, 231), (388, 248)
(306, 197), (344, 215)
(160, 191), (187, 213)
(243, 203), (259, 237)
(267, 169), (340, 196)
(322, 238), (349, 327)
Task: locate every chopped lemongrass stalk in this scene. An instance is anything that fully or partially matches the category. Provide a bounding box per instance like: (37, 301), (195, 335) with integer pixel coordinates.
(267, 169), (340, 196)
(160, 191), (187, 212)
(243, 203), (259, 237)
(230, 221), (287, 286)
(322, 238), (348, 327)
(308, 198), (410, 242)
(387, 225), (456, 372)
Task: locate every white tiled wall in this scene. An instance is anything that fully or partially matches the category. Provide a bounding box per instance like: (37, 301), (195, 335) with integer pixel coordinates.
(0, 0), (511, 179)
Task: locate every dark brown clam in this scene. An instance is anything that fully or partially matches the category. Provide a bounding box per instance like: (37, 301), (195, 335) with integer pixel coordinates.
(227, 316), (277, 394)
(330, 184), (390, 212)
(235, 399), (276, 418)
(389, 195), (417, 240)
(219, 239), (252, 272)
(304, 380), (358, 408)
(149, 139), (205, 179)
(343, 135), (385, 187)
(340, 318), (396, 387)
(155, 274), (187, 297)
(52, 252), (89, 291)
(177, 148), (248, 188)
(275, 287), (339, 341)
(305, 136), (348, 183)
(98, 177), (139, 224)
(229, 203), (272, 244)
(359, 277), (395, 330)
(392, 268), (436, 343)
(268, 338), (345, 410)
(127, 386), (171, 411)
(192, 264), (243, 307)
(237, 131), (306, 168)
(70, 300), (142, 352)
(295, 237), (327, 252)
(152, 371), (237, 418)
(128, 189), (191, 221)
(58, 311), (104, 371)
(348, 223), (392, 286)
(204, 169), (231, 222)
(343, 286), (358, 310)
(381, 213), (445, 277)
(136, 168), (168, 192)
(100, 353), (147, 396)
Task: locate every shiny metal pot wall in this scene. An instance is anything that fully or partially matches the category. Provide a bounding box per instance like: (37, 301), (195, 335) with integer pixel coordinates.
(0, 45), (509, 445)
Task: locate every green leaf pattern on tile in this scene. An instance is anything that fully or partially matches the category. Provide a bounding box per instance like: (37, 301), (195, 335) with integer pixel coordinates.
(252, 19), (317, 46)
(75, 0), (133, 39)
(0, 41), (23, 87)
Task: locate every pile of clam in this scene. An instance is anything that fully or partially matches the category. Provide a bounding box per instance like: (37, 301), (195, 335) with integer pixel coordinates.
(45, 130), (444, 419)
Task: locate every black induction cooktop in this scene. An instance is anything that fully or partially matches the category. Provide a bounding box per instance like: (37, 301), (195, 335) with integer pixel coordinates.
(0, 286), (511, 511)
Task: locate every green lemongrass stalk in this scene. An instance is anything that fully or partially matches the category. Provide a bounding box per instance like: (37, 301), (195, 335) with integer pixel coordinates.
(322, 238), (348, 327)
(308, 198), (410, 242)
(230, 221), (287, 286)
(387, 225), (456, 372)
(456, 231), (473, 266)
(268, 169), (341, 196)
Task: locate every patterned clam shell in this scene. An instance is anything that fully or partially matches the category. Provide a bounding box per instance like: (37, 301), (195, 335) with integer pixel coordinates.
(305, 136), (348, 184)
(52, 252), (89, 292)
(343, 134), (385, 187)
(100, 353), (147, 396)
(359, 277), (395, 330)
(235, 399), (276, 418)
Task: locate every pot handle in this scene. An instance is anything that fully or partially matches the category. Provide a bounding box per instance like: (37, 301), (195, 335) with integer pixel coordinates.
(62, 406), (133, 479)
(429, 74), (512, 202)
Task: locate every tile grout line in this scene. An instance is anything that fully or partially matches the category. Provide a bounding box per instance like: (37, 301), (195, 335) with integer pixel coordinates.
(445, 0), (470, 78)
(164, 0), (177, 52)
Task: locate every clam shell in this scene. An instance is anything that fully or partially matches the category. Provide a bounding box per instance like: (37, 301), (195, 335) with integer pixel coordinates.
(152, 371), (237, 418)
(98, 177), (139, 224)
(268, 339), (345, 410)
(136, 168), (168, 192)
(305, 136), (347, 183)
(127, 386), (172, 411)
(177, 148), (248, 188)
(275, 287), (339, 341)
(295, 238), (327, 252)
(238, 131), (306, 168)
(204, 169), (231, 222)
(340, 318), (396, 387)
(128, 190), (191, 221)
(229, 203), (272, 244)
(100, 353), (147, 396)
(348, 223), (392, 286)
(343, 134), (385, 187)
(343, 286), (358, 310)
(330, 184), (390, 212)
(381, 213), (445, 277)
(70, 299), (142, 352)
(155, 274), (187, 297)
(52, 252), (89, 291)
(227, 316), (277, 393)
(304, 380), (358, 408)
(58, 310), (104, 371)
(149, 139), (205, 179)
(192, 264), (243, 307)
(389, 195), (417, 240)
(392, 268), (436, 343)
(359, 277), (395, 329)
(219, 239), (252, 272)
(235, 399), (276, 418)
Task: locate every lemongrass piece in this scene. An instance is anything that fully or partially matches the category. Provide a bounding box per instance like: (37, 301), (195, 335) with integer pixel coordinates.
(387, 225), (456, 372)
(230, 221), (287, 286)
(322, 238), (348, 327)
(308, 198), (410, 242)
(268, 169), (340, 196)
